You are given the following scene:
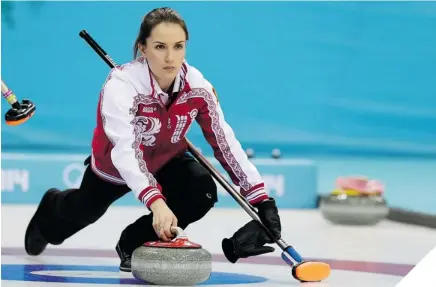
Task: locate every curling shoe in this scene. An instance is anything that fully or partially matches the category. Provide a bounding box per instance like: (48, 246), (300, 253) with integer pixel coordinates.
(116, 241), (132, 272)
(24, 188), (60, 256)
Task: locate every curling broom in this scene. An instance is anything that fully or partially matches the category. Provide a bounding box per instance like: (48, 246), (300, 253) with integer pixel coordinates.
(1, 80), (36, 126)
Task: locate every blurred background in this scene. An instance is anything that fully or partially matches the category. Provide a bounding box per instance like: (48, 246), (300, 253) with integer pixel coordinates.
(1, 2), (436, 224)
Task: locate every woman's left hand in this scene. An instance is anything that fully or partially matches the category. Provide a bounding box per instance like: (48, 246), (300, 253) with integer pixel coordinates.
(254, 198), (282, 241)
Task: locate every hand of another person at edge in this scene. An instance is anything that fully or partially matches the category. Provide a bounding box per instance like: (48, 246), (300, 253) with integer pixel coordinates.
(254, 197), (282, 241)
(150, 199), (178, 242)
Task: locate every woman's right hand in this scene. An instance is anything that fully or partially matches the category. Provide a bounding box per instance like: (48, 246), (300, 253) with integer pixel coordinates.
(150, 198), (178, 241)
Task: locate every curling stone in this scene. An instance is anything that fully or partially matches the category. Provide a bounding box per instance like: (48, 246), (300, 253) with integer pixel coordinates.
(319, 176), (389, 225)
(131, 227), (212, 286)
(245, 148), (255, 159)
(271, 148), (281, 159)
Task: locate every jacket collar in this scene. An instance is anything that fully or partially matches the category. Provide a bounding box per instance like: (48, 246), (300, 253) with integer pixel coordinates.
(141, 57), (190, 98)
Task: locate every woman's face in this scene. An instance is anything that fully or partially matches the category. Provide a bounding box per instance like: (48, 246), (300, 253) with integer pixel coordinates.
(140, 22), (187, 88)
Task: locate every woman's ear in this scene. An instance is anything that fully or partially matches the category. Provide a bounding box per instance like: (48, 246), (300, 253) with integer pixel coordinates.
(138, 44), (146, 57)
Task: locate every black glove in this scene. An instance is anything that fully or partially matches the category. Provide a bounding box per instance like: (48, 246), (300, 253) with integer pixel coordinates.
(222, 220), (275, 263)
(255, 197), (281, 240)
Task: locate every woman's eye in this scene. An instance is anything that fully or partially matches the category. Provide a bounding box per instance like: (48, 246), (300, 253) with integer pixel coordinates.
(155, 44), (165, 50)
(175, 44), (184, 50)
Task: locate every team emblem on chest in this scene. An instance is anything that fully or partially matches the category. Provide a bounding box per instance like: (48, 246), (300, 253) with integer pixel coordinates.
(142, 106), (157, 113)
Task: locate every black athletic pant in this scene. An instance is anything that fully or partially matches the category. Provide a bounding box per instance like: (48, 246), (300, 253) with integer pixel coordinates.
(39, 152), (218, 254)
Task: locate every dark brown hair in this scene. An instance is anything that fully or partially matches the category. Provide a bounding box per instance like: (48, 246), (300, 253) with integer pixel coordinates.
(133, 7), (189, 59)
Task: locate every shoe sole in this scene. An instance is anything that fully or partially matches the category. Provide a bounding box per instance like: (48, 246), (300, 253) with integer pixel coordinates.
(119, 266), (131, 272)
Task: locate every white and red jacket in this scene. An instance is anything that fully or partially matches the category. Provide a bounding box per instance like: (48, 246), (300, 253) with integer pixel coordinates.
(91, 57), (268, 208)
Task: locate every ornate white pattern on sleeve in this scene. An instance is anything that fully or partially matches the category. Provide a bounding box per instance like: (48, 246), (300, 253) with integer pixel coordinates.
(180, 88), (252, 191)
(130, 116), (159, 188)
(129, 94), (161, 188)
